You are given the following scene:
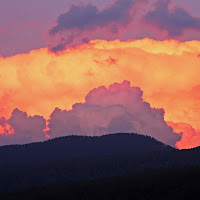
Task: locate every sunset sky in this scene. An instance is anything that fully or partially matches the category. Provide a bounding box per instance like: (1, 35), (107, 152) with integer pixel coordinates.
(0, 0), (200, 149)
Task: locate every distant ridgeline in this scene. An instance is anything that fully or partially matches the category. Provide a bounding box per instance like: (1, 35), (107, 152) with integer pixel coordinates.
(0, 133), (172, 165)
(0, 133), (200, 193)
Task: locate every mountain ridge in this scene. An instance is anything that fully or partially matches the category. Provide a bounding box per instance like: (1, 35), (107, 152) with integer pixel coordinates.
(0, 133), (200, 193)
(0, 133), (173, 165)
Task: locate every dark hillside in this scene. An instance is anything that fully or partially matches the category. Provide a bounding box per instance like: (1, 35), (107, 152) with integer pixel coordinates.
(2, 166), (200, 200)
(0, 133), (172, 165)
(0, 133), (200, 193)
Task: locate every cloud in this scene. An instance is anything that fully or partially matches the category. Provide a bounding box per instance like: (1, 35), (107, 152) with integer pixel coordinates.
(0, 39), (200, 148)
(0, 81), (181, 147)
(168, 121), (200, 149)
(49, 0), (146, 52)
(143, 0), (200, 37)
(49, 0), (200, 52)
(47, 81), (180, 147)
(49, 1), (132, 35)
(0, 109), (46, 146)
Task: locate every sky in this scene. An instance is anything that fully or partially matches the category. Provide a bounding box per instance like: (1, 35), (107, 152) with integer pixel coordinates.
(0, 0), (200, 149)
(1, 0), (200, 56)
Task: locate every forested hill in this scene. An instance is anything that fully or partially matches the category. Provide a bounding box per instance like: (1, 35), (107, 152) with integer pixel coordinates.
(2, 133), (200, 194)
(0, 133), (173, 165)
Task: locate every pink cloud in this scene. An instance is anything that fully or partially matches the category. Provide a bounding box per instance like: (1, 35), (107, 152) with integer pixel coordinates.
(47, 81), (180, 146)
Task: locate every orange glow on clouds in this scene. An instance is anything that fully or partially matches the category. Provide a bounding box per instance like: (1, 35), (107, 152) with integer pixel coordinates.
(1, 38), (200, 149)
(0, 123), (14, 135)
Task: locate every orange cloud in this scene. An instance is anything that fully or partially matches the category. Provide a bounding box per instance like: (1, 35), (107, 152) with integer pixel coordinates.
(0, 38), (200, 148)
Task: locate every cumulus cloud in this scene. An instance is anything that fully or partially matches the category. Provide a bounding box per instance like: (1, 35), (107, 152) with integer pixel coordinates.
(143, 0), (200, 37)
(167, 121), (200, 149)
(0, 39), (200, 148)
(47, 81), (180, 147)
(0, 109), (46, 146)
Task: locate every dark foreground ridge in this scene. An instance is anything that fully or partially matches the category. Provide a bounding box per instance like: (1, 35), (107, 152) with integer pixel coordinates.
(0, 133), (200, 193)
(0, 133), (172, 165)
(2, 166), (200, 200)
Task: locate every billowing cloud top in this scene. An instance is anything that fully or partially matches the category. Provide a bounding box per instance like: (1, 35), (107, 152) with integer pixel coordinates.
(47, 81), (180, 146)
(0, 81), (180, 147)
(0, 109), (46, 146)
(0, 38), (200, 149)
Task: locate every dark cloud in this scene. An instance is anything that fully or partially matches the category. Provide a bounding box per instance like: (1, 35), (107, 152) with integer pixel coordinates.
(143, 0), (200, 37)
(50, 0), (134, 35)
(47, 81), (180, 147)
(49, 0), (200, 52)
(49, 0), (145, 52)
